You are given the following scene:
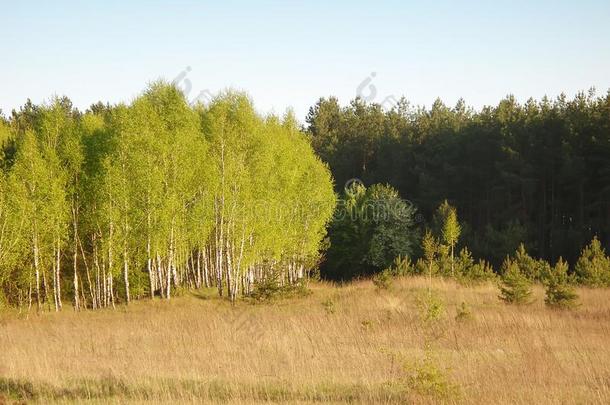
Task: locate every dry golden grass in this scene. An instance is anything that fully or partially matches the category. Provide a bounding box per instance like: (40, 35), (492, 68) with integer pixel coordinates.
(0, 277), (609, 404)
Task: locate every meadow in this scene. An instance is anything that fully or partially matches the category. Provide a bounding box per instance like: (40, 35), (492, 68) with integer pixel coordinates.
(1, 277), (609, 404)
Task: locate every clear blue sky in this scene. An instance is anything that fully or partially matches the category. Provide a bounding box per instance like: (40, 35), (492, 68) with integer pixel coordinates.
(2, 0), (609, 121)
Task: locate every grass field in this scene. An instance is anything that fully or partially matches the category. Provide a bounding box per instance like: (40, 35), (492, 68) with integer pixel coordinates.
(1, 277), (609, 404)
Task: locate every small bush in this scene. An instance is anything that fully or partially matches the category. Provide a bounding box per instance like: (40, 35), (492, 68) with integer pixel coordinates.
(387, 255), (413, 276)
(456, 248), (496, 285)
(289, 279), (313, 298)
(402, 351), (460, 399)
(360, 319), (373, 330)
(455, 302), (473, 322)
(372, 269), (393, 290)
(470, 259), (496, 282)
(499, 258), (533, 305)
(454, 247), (474, 277)
(321, 298), (336, 314)
(250, 272), (311, 302)
(416, 291), (445, 325)
(414, 258), (439, 277)
(545, 258), (579, 309)
(250, 271), (282, 301)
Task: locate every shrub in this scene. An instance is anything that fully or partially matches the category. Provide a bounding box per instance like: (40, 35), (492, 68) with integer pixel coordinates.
(416, 291), (445, 325)
(387, 255), (413, 276)
(402, 350), (460, 399)
(435, 244), (452, 277)
(545, 258), (579, 309)
(321, 298), (336, 314)
(360, 319), (373, 330)
(414, 258), (436, 276)
(372, 269), (393, 290)
(498, 258), (533, 304)
(455, 302), (473, 322)
(574, 237), (610, 287)
(513, 243), (543, 281)
(250, 271), (283, 301)
(454, 247), (474, 277)
(455, 248), (496, 285)
(250, 272), (311, 302)
(470, 260), (496, 282)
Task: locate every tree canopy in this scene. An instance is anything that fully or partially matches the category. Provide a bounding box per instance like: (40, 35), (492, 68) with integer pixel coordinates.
(306, 91), (610, 266)
(0, 83), (336, 309)
(322, 183), (419, 280)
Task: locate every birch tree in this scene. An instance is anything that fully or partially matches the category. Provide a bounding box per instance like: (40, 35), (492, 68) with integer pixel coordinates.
(0, 84), (336, 309)
(9, 131), (68, 311)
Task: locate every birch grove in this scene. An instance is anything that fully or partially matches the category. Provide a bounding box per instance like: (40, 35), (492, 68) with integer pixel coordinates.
(0, 83), (336, 310)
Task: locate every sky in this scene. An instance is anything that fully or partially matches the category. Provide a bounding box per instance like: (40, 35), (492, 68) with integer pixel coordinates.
(1, 0), (610, 122)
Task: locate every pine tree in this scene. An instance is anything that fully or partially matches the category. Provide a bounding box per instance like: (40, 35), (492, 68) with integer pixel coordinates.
(574, 237), (610, 287)
(545, 258), (578, 309)
(513, 243), (544, 281)
(499, 258), (533, 305)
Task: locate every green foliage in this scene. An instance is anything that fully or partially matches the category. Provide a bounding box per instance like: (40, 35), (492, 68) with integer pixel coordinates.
(442, 212), (460, 251)
(322, 183), (419, 280)
(372, 269), (393, 290)
(413, 258), (433, 276)
(474, 221), (528, 267)
(249, 271), (311, 302)
(402, 351), (460, 399)
(454, 247), (474, 276)
(307, 93), (610, 266)
(574, 237), (610, 287)
(386, 255), (414, 276)
(417, 230), (495, 285)
(498, 258), (533, 305)
(0, 84), (335, 308)
(469, 259), (496, 282)
(513, 243), (550, 282)
(434, 244), (452, 276)
(434, 200), (461, 276)
(0, 172), (24, 297)
(421, 230), (438, 280)
(545, 258), (579, 309)
(0, 120), (16, 170)
(3, 84), (610, 311)
(455, 247), (496, 285)
(416, 291), (445, 325)
(248, 271), (283, 301)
